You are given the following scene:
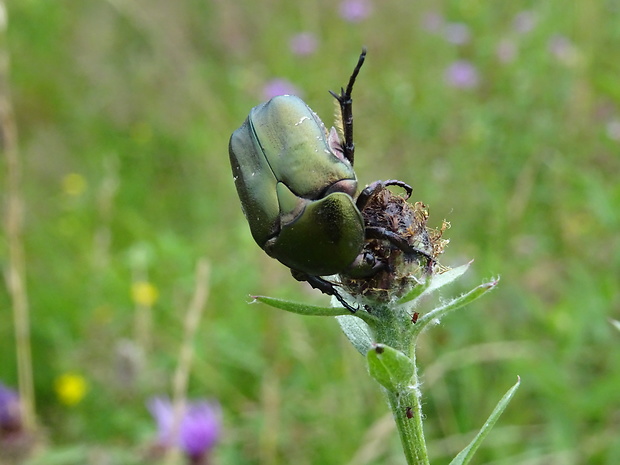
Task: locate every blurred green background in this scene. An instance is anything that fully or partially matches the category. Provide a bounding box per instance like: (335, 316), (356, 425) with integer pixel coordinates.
(1, 0), (619, 463)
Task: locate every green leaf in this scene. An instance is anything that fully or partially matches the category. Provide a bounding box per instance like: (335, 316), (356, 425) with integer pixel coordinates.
(449, 377), (521, 465)
(414, 278), (499, 334)
(398, 261), (472, 305)
(253, 295), (351, 316)
(336, 315), (374, 355)
(253, 295), (378, 325)
(397, 275), (431, 304)
(425, 261), (472, 295)
(367, 344), (415, 391)
(610, 319), (620, 332)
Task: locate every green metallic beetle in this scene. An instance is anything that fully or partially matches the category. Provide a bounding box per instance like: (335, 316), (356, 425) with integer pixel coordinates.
(229, 50), (432, 311)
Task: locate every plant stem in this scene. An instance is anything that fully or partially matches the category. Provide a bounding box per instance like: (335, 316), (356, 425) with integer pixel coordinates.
(385, 349), (430, 465)
(166, 259), (211, 465)
(1, 1), (36, 431)
(369, 304), (430, 464)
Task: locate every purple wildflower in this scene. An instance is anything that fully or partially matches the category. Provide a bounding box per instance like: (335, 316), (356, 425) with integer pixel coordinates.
(339, 0), (373, 23)
(606, 120), (620, 141)
(0, 383), (21, 434)
(148, 397), (221, 463)
(547, 34), (576, 63)
(513, 11), (537, 34)
(179, 402), (220, 461)
(421, 11), (444, 33)
(289, 32), (318, 56)
(149, 397), (175, 447)
(445, 60), (480, 89)
(496, 39), (517, 63)
(262, 79), (301, 100)
(444, 22), (471, 45)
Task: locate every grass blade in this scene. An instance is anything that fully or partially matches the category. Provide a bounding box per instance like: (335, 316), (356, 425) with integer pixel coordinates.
(449, 377), (521, 465)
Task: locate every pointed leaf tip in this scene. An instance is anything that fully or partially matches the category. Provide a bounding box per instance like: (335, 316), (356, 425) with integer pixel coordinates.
(609, 319), (620, 332)
(414, 278), (498, 332)
(252, 295), (350, 316)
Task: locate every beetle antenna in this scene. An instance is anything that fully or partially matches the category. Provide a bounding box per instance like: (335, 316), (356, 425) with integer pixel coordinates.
(330, 47), (367, 166)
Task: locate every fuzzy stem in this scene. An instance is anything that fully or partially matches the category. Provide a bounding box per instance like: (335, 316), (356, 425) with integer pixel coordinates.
(371, 304), (429, 464)
(385, 380), (429, 465)
(387, 339), (429, 465)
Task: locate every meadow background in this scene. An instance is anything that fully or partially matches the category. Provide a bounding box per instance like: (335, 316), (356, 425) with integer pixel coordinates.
(1, 0), (619, 464)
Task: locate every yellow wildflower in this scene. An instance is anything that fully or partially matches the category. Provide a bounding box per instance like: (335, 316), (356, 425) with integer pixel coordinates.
(61, 173), (87, 196)
(55, 373), (88, 406)
(132, 281), (159, 307)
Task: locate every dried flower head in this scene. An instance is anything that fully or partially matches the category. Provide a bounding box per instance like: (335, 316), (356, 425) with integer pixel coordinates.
(340, 185), (448, 301)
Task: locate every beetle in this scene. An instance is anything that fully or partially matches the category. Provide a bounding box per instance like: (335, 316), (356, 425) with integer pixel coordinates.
(229, 50), (433, 311)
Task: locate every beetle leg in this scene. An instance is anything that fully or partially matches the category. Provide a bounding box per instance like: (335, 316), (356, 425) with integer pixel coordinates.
(383, 180), (413, 199)
(365, 226), (435, 274)
(290, 269), (359, 313)
(356, 180), (413, 210)
(329, 48), (367, 165)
